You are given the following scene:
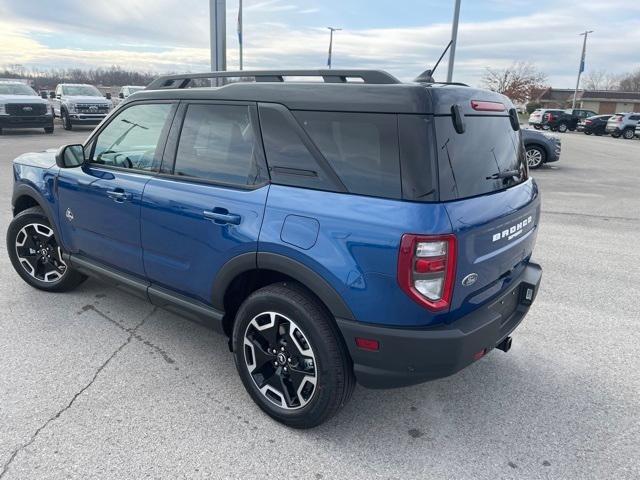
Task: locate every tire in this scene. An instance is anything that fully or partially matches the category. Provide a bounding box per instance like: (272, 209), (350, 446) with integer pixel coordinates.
(533, 125), (541, 130)
(525, 145), (546, 169)
(61, 110), (72, 130)
(584, 131), (592, 135)
(6, 206), (86, 292)
(542, 125), (550, 130)
(232, 282), (355, 429)
(622, 128), (635, 139)
(611, 131), (621, 138)
(557, 123), (568, 133)
(44, 126), (54, 134)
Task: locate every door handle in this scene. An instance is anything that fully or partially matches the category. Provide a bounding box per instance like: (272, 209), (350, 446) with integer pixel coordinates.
(106, 189), (131, 202)
(203, 209), (242, 225)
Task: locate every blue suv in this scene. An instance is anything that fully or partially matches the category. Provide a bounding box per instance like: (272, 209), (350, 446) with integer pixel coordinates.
(6, 70), (542, 428)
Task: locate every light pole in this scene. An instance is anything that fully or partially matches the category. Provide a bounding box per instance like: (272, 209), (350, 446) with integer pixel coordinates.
(572, 30), (593, 109)
(446, 0), (461, 83)
(210, 0), (227, 75)
(238, 0), (243, 70)
(327, 27), (341, 69)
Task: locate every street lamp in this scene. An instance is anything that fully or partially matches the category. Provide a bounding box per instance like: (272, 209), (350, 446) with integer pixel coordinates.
(327, 27), (342, 69)
(572, 30), (594, 109)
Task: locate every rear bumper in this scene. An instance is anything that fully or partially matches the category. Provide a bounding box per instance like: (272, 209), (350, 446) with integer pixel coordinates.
(0, 115), (53, 128)
(337, 262), (542, 389)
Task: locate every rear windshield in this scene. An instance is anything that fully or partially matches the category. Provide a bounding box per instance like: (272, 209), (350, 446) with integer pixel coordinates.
(435, 115), (527, 201)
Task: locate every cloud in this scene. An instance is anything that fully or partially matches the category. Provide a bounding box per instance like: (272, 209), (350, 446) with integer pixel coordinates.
(0, 0), (638, 87)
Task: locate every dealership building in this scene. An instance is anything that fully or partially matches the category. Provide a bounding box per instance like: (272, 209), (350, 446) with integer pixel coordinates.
(534, 88), (640, 114)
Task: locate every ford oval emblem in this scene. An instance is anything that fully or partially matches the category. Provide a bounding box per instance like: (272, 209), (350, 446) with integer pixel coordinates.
(462, 273), (478, 287)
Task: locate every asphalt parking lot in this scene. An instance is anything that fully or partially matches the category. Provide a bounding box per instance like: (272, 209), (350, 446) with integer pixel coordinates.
(1, 124), (639, 480)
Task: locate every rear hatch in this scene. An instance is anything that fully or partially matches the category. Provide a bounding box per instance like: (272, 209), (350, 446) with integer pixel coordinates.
(428, 86), (541, 320)
(606, 114), (624, 131)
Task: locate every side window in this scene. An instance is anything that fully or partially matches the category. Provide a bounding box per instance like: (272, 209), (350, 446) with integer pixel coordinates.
(294, 111), (401, 198)
(629, 115), (640, 121)
(173, 104), (265, 186)
(259, 104), (338, 192)
(91, 103), (172, 171)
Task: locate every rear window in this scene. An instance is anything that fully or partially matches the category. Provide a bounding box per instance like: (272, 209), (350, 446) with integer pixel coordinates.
(435, 115), (527, 201)
(294, 111), (401, 198)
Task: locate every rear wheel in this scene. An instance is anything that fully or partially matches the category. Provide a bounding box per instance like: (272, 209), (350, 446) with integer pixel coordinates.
(557, 122), (568, 133)
(232, 283), (355, 428)
(533, 125), (541, 130)
(584, 131), (592, 135)
(622, 128), (635, 139)
(6, 207), (86, 292)
(526, 145), (546, 169)
(44, 126), (54, 134)
(611, 131), (621, 138)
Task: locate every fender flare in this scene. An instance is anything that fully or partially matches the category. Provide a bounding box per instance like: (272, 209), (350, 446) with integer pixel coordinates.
(12, 182), (62, 229)
(211, 252), (355, 321)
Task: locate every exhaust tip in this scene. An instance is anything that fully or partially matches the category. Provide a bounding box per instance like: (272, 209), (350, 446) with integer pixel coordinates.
(496, 336), (512, 353)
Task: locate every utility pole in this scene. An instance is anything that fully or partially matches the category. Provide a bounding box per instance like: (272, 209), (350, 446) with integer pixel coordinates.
(572, 30), (593, 109)
(446, 0), (461, 82)
(210, 0), (226, 80)
(327, 27), (341, 69)
(238, 0), (243, 70)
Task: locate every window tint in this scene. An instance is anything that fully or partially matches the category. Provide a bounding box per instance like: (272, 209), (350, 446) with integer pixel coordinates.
(629, 115), (640, 121)
(174, 104), (264, 186)
(259, 104), (338, 191)
(92, 103), (171, 171)
(295, 111), (401, 198)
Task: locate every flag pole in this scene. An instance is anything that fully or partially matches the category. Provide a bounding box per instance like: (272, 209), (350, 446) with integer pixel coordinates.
(572, 30), (593, 109)
(238, 0), (243, 70)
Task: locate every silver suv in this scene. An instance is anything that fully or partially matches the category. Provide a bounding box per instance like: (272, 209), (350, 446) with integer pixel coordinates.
(605, 112), (640, 139)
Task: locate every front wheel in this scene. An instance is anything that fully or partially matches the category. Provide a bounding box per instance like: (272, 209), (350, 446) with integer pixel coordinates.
(526, 145), (546, 169)
(6, 207), (86, 292)
(584, 131), (592, 135)
(61, 110), (73, 130)
(232, 283), (355, 428)
(557, 123), (568, 133)
(44, 126), (54, 134)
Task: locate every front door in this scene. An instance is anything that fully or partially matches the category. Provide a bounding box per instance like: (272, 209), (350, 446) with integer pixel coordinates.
(57, 101), (175, 277)
(141, 102), (269, 303)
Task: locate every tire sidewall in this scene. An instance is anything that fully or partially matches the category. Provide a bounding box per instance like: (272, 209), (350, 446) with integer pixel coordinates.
(623, 128), (634, 139)
(232, 285), (346, 427)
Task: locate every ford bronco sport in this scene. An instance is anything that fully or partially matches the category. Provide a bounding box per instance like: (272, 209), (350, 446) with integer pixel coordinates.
(7, 70), (542, 428)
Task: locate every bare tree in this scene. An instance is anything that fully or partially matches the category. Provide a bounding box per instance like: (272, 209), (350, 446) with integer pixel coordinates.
(481, 62), (547, 104)
(583, 70), (620, 91)
(619, 69), (640, 92)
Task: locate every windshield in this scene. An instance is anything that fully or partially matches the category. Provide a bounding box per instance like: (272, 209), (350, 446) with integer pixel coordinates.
(63, 85), (102, 96)
(0, 83), (37, 96)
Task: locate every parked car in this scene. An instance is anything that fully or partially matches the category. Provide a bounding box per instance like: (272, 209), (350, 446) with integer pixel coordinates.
(51, 83), (113, 130)
(522, 129), (561, 169)
(6, 69), (542, 428)
(542, 108), (597, 133)
(113, 85), (145, 106)
(578, 114), (612, 135)
(528, 108), (556, 129)
(605, 113), (640, 139)
(0, 80), (54, 134)
(636, 122), (640, 138)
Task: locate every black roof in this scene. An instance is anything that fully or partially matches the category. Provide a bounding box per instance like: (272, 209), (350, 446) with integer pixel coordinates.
(132, 69), (511, 115)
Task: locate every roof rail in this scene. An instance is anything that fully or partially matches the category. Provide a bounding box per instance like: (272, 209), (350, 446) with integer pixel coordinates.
(146, 69), (401, 90)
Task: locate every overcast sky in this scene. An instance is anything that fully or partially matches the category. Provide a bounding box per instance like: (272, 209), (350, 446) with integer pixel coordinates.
(1, 0), (638, 87)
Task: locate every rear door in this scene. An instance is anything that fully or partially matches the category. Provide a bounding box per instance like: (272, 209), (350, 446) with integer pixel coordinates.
(57, 101), (175, 277)
(433, 94), (540, 317)
(140, 101), (269, 303)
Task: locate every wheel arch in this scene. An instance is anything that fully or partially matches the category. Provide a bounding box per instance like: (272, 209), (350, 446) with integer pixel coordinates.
(524, 141), (549, 158)
(213, 252), (355, 335)
(11, 184), (63, 246)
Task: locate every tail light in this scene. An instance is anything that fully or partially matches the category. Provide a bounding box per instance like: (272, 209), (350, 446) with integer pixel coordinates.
(585, 120), (592, 125)
(470, 100), (505, 112)
(397, 234), (457, 311)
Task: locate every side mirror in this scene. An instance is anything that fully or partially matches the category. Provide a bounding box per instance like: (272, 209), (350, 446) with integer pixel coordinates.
(118, 92), (125, 99)
(105, 92), (112, 100)
(55, 144), (85, 168)
(41, 91), (48, 99)
(50, 92), (56, 99)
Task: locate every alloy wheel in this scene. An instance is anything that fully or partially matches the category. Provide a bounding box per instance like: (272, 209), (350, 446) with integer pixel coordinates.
(243, 311), (317, 410)
(526, 148), (543, 168)
(14, 223), (67, 283)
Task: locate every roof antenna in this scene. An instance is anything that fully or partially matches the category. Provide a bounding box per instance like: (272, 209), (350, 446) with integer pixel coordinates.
(414, 40), (453, 83)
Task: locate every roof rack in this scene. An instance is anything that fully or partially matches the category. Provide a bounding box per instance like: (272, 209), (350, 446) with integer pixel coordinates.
(146, 69), (401, 90)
